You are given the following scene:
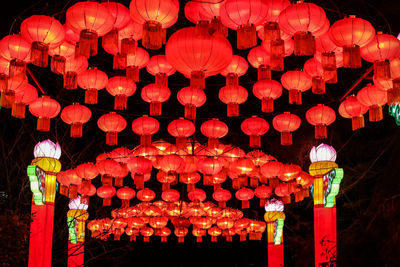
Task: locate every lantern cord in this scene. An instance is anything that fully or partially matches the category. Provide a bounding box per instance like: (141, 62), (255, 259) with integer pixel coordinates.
(339, 65), (373, 102)
(27, 66), (46, 95)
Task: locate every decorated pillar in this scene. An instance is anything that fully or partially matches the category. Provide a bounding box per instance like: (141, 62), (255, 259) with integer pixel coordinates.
(67, 196), (89, 267)
(309, 144), (344, 267)
(264, 199), (285, 267)
(27, 140), (62, 267)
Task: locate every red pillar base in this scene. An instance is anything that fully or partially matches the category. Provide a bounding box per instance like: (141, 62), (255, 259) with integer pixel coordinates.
(68, 241), (84, 267)
(314, 205), (337, 267)
(268, 243), (284, 267)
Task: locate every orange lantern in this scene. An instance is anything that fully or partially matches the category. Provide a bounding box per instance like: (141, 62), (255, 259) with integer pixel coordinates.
(281, 164), (301, 182)
(281, 70), (312, 105)
(167, 118), (195, 148)
(247, 46), (271, 79)
(177, 86), (206, 119)
(12, 83), (38, 119)
(356, 84), (387, 122)
(77, 68), (108, 104)
(140, 226), (154, 242)
(116, 186), (136, 208)
(97, 112), (127, 146)
(106, 76), (137, 110)
(200, 118), (229, 148)
(306, 104), (336, 139)
(64, 55), (88, 89)
(240, 116), (269, 148)
(28, 96), (61, 132)
(141, 83), (171, 116)
(192, 227), (207, 243)
(60, 103), (92, 138)
(158, 227), (171, 243)
(272, 112), (301, 145)
(219, 85), (248, 117)
(208, 226), (222, 242)
(97, 185), (116, 206)
(339, 95), (369, 130)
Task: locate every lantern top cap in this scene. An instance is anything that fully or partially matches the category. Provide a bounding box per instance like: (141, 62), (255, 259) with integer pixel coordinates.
(34, 139), (61, 159)
(69, 195), (89, 211)
(265, 199), (284, 212)
(309, 143), (337, 163)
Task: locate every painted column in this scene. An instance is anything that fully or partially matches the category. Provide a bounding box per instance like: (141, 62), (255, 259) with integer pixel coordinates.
(264, 199), (285, 267)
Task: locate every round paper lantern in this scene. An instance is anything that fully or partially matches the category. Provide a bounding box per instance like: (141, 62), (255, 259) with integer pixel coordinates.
(60, 103), (92, 138)
(77, 68), (108, 104)
(188, 188), (207, 202)
(247, 46), (272, 79)
(278, 2), (327, 56)
(48, 41), (75, 75)
(220, 0), (269, 49)
(29, 96), (61, 132)
(117, 20), (143, 59)
(165, 26), (233, 89)
(260, 161), (284, 188)
(241, 116), (269, 148)
(159, 154), (185, 176)
(76, 162), (98, 191)
(146, 55), (175, 88)
(306, 104), (336, 139)
(329, 15), (375, 68)
(315, 32), (342, 84)
(356, 84), (387, 122)
(141, 83), (171, 116)
(361, 33), (400, 79)
(157, 170), (177, 191)
(109, 147), (131, 164)
(261, 37), (294, 67)
(192, 227), (207, 243)
(117, 186), (135, 208)
(339, 95), (369, 130)
(220, 55), (249, 87)
(63, 169), (82, 199)
(1, 76), (28, 109)
(252, 79), (282, 113)
(0, 34), (30, 79)
(96, 159), (122, 186)
(234, 158), (255, 189)
(97, 112), (127, 146)
(272, 112), (301, 145)
(132, 115), (160, 146)
(261, 0), (290, 42)
(64, 55), (88, 89)
(235, 187), (254, 209)
(198, 158), (224, 185)
(304, 58), (326, 94)
(167, 118), (195, 148)
(97, 185), (116, 206)
(137, 188), (156, 202)
(125, 47), (149, 82)
(200, 118), (229, 148)
(11, 83), (38, 119)
(180, 172), (201, 192)
(281, 70), (312, 105)
(106, 76), (137, 110)
(161, 189), (180, 203)
(66, 1), (114, 57)
(20, 15), (64, 67)
(127, 156), (152, 189)
(177, 86), (206, 119)
(218, 85), (248, 117)
(254, 185), (273, 207)
(213, 189), (231, 208)
(281, 164), (301, 182)
(158, 227), (172, 242)
(129, 0), (179, 50)
(197, 0), (228, 37)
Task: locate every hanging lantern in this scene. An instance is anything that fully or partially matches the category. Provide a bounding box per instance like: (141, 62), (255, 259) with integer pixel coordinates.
(281, 70), (312, 105)
(64, 55), (88, 90)
(106, 76), (137, 110)
(127, 157), (152, 189)
(235, 187), (254, 209)
(124, 47), (149, 82)
(197, 0), (227, 37)
(339, 95), (369, 130)
(184, 1), (212, 37)
(252, 79), (283, 113)
(117, 20), (143, 59)
(198, 158), (224, 185)
(97, 185), (116, 206)
(356, 84), (387, 122)
(304, 58), (326, 94)
(97, 112), (127, 146)
(116, 186), (135, 208)
(272, 112), (301, 145)
(12, 83), (38, 119)
(177, 86), (206, 119)
(48, 41), (75, 75)
(1, 75), (28, 109)
(315, 32), (343, 84)
(0, 34), (30, 79)
(260, 161), (284, 188)
(132, 115), (160, 146)
(180, 172), (201, 192)
(255, 185), (273, 207)
(240, 116), (269, 148)
(167, 118), (195, 148)
(66, 2), (114, 57)
(261, 38), (294, 71)
(96, 159), (122, 186)
(306, 104), (336, 139)
(137, 188), (156, 202)
(159, 154), (186, 187)
(219, 85), (248, 117)
(188, 188), (207, 203)
(261, 0), (290, 42)
(192, 227), (207, 243)
(76, 163), (99, 192)
(329, 15), (375, 68)
(29, 96), (61, 132)
(247, 46), (272, 79)
(141, 83), (171, 116)
(77, 68), (108, 104)
(60, 103), (92, 138)
(63, 169), (82, 199)
(220, 55), (249, 87)
(213, 189), (231, 208)
(200, 119), (229, 148)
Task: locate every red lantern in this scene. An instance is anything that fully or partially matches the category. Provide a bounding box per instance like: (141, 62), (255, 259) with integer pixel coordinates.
(60, 103), (92, 138)
(146, 55), (176, 88)
(306, 104), (336, 139)
(339, 95), (369, 130)
(197, 0), (227, 37)
(77, 68), (108, 104)
(281, 164), (301, 182)
(304, 58), (326, 94)
(240, 116), (269, 148)
(220, 55), (249, 87)
(141, 83), (171, 116)
(158, 227), (171, 243)
(260, 161), (284, 188)
(180, 172), (201, 192)
(157, 170), (177, 191)
(278, 2), (327, 56)
(12, 83), (38, 119)
(0, 34), (30, 79)
(106, 76), (137, 110)
(184, 1), (210, 36)
(97, 185), (116, 206)
(29, 96), (61, 132)
(235, 187), (254, 209)
(117, 186), (136, 208)
(261, 38), (294, 71)
(165, 27), (233, 89)
(261, 0), (290, 42)
(213, 189), (231, 208)
(220, 0), (270, 49)
(192, 227), (207, 243)
(76, 162), (98, 192)
(137, 188), (156, 202)
(329, 15), (375, 68)
(64, 55), (88, 89)
(272, 112), (301, 145)
(97, 112), (127, 146)
(188, 188), (207, 202)
(117, 20), (143, 59)
(252, 79), (282, 113)
(64, 169), (82, 199)
(127, 156), (152, 189)
(315, 32), (342, 84)
(177, 87), (206, 119)
(281, 70), (312, 105)
(247, 46), (272, 79)
(219, 85), (248, 117)
(48, 41), (75, 75)
(235, 158), (255, 189)
(254, 185), (273, 207)
(66, 2), (114, 57)
(167, 118), (195, 148)
(132, 115), (160, 146)
(361, 33), (400, 79)
(356, 84), (387, 122)
(198, 158), (224, 185)
(200, 119), (229, 148)
(161, 189), (180, 203)
(96, 159), (122, 186)
(109, 147), (131, 164)
(125, 47), (149, 82)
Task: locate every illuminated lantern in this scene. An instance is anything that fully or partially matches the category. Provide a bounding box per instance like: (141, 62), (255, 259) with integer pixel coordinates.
(137, 188), (156, 202)
(106, 76), (137, 110)
(125, 47), (149, 82)
(361, 33), (400, 79)
(109, 147), (131, 164)
(113, 164), (129, 187)
(198, 158), (224, 185)
(0, 34), (30, 79)
(66, 1), (114, 57)
(161, 189), (180, 203)
(281, 70), (312, 105)
(77, 68), (108, 104)
(132, 115), (160, 146)
(174, 225), (189, 243)
(219, 84), (248, 117)
(64, 55), (88, 89)
(212, 189), (231, 208)
(275, 183), (292, 203)
(76, 162), (98, 192)
(188, 188), (207, 203)
(262, 38), (294, 71)
(315, 32), (342, 84)
(252, 79), (282, 113)
(149, 217), (169, 236)
(117, 186), (135, 208)
(234, 218), (250, 241)
(48, 41), (75, 75)
(304, 58), (326, 94)
(278, 1), (327, 56)
(117, 20), (143, 60)
(29, 96), (61, 132)
(140, 226), (154, 242)
(20, 15), (64, 67)
(261, 0), (290, 42)
(220, 55), (248, 87)
(141, 83), (171, 116)
(97, 112), (127, 146)
(247, 46), (271, 79)
(329, 15), (375, 68)
(260, 161), (284, 188)
(12, 83), (38, 119)
(240, 116), (269, 148)
(63, 23), (80, 45)
(207, 226), (222, 242)
(184, 1), (211, 36)
(177, 86), (206, 119)
(235, 158), (255, 189)
(272, 112), (301, 145)
(255, 185), (273, 207)
(180, 172), (201, 192)
(197, 0), (227, 37)
(60, 103), (92, 138)
(63, 169), (82, 199)
(192, 227), (207, 243)
(159, 156), (185, 189)
(147, 55), (176, 87)
(220, 0), (269, 49)
(356, 84), (387, 122)
(200, 118), (229, 148)
(217, 218), (235, 233)
(0, 57), (10, 92)
(158, 227), (171, 242)
(281, 164), (301, 183)
(167, 118), (195, 148)
(1, 75), (27, 109)
(235, 187), (254, 209)
(165, 27), (233, 89)
(338, 95), (369, 130)
(306, 104), (336, 139)
(97, 185), (116, 206)
(96, 159), (122, 186)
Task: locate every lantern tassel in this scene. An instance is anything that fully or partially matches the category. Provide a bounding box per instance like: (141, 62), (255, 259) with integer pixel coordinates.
(351, 116), (365, 130)
(114, 95), (128, 110)
(64, 71), (78, 89)
(312, 77), (326, 94)
(142, 21), (163, 50)
(184, 104), (196, 120)
(31, 41), (49, 67)
(85, 89), (98, 104)
(343, 45), (361, 68)
(37, 117), (50, 132)
(227, 103), (239, 117)
(262, 97), (274, 113)
(237, 24), (256, 49)
(369, 105), (383, 122)
(281, 132), (293, 146)
(106, 132), (118, 146)
(315, 124), (327, 139)
(126, 66), (139, 82)
(70, 123), (83, 138)
(68, 184), (78, 199)
(78, 30), (98, 58)
(263, 22), (281, 42)
(191, 71), (205, 89)
(150, 102), (162, 116)
(258, 65), (271, 81)
(293, 32), (315, 56)
(9, 59), (26, 79)
(120, 38), (137, 56)
(288, 89), (302, 105)
(374, 60), (391, 80)
(249, 135), (261, 148)
(11, 102), (26, 119)
(50, 55), (66, 75)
